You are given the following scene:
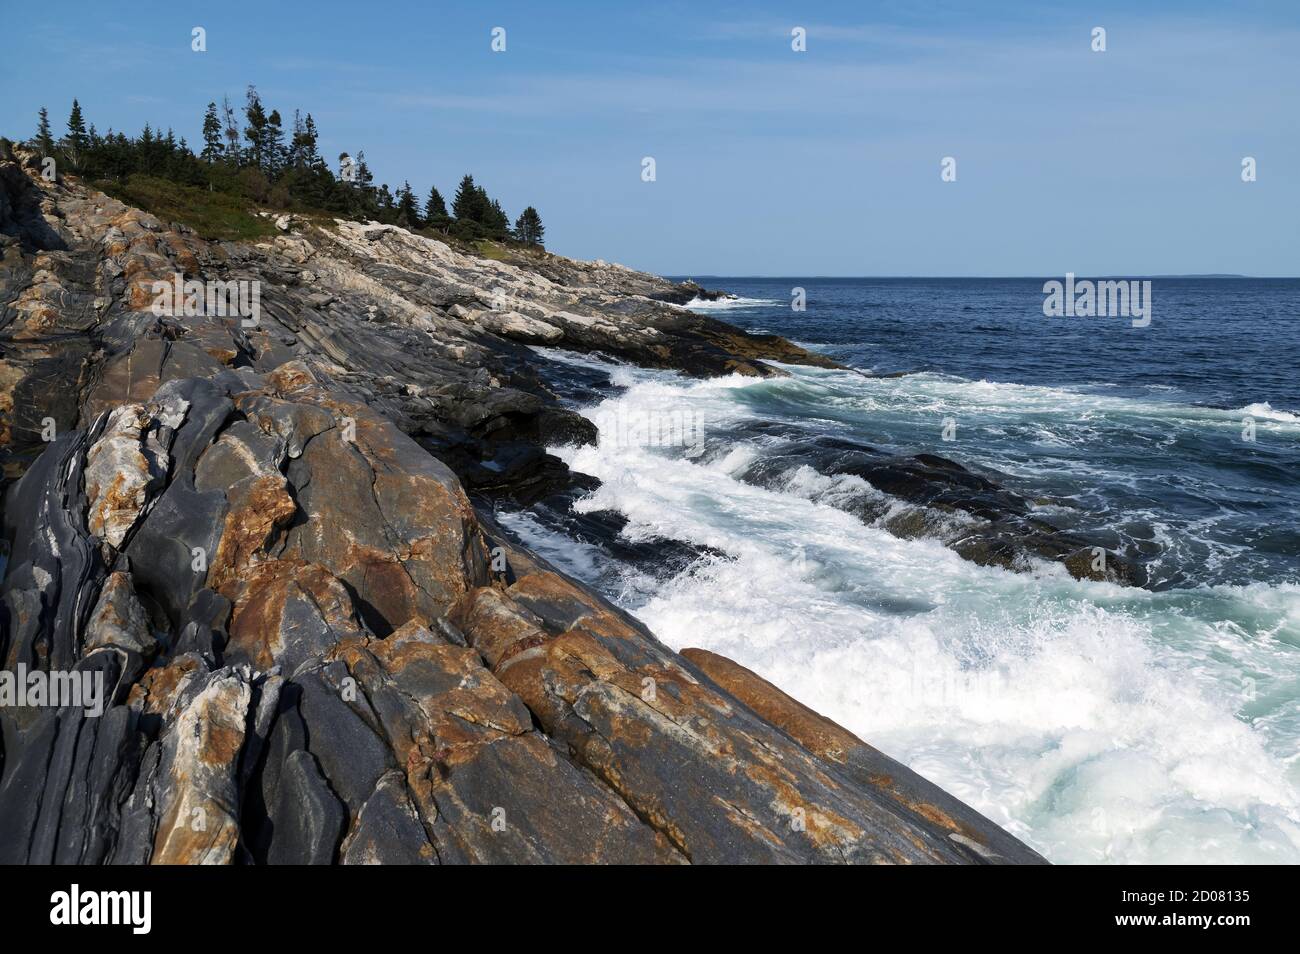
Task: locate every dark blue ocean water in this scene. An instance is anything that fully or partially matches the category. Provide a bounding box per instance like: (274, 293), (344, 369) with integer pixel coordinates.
(676, 277), (1300, 589)
(681, 277), (1300, 409)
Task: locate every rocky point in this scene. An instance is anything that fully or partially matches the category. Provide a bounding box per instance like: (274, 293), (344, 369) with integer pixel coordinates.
(0, 140), (1047, 864)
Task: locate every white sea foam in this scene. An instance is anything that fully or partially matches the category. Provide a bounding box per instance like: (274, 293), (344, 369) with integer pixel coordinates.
(525, 344), (637, 376)
(1238, 401), (1300, 424)
(679, 295), (780, 311)
(536, 363), (1300, 864)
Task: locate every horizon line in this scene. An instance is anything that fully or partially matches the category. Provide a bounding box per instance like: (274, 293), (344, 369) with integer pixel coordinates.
(667, 274), (1297, 280)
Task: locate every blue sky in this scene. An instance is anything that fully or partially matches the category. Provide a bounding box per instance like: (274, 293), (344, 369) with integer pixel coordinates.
(3, 1), (1297, 276)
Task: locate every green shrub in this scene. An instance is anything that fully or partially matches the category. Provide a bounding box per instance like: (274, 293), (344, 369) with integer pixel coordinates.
(94, 175), (277, 241)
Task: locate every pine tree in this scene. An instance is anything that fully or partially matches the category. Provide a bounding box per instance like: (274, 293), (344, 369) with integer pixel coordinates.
(395, 181), (420, 228)
(474, 186), (493, 222)
(201, 102), (223, 162)
(287, 110), (305, 168)
(221, 95), (241, 160)
(377, 183), (395, 221)
(65, 99), (89, 168)
(287, 110), (320, 170)
(424, 185), (449, 232)
(484, 197), (510, 239)
(355, 151), (376, 214)
(265, 109), (286, 176)
(243, 85), (268, 171)
(35, 106), (54, 155)
(451, 174), (480, 223)
(301, 115), (322, 169)
(514, 206), (545, 247)
(139, 124), (156, 175)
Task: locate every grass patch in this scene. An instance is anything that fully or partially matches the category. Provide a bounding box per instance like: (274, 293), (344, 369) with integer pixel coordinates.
(94, 175), (278, 242)
(474, 239), (510, 261)
(471, 238), (552, 266)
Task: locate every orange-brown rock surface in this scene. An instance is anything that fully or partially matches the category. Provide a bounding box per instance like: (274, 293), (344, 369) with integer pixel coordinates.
(0, 142), (1045, 864)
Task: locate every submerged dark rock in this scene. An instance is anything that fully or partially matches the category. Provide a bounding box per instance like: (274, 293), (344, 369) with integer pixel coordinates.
(0, 146), (1046, 864)
(718, 423), (1148, 585)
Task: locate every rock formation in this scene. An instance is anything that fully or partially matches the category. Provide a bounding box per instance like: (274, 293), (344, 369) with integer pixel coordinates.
(0, 141), (1046, 864)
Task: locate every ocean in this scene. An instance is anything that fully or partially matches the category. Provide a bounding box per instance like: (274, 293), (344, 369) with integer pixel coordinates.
(500, 277), (1300, 864)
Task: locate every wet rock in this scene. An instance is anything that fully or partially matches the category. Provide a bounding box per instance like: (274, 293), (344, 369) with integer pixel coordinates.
(1063, 546), (1146, 586)
(725, 426), (1149, 585)
(446, 557), (1044, 864)
(680, 648), (1047, 864)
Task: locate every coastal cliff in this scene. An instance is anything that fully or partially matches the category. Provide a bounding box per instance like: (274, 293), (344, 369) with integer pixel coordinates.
(0, 142), (1046, 864)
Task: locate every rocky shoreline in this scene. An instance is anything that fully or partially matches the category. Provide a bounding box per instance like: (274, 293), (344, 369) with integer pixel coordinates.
(1, 141), (1047, 864)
